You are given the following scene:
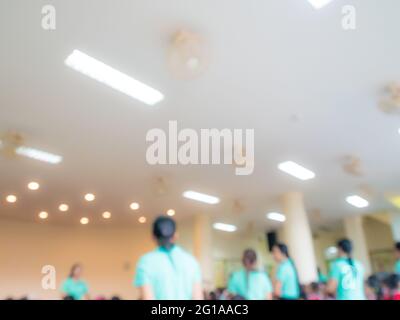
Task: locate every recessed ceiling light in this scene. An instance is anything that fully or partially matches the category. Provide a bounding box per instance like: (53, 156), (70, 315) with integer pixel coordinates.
(130, 202), (140, 210)
(65, 50), (164, 106)
(307, 0), (333, 9)
(59, 204), (69, 212)
(213, 223), (237, 233)
(15, 146), (62, 164)
(38, 211), (48, 220)
(80, 217), (89, 225)
(102, 211), (111, 219)
(346, 195), (369, 208)
(84, 193), (95, 202)
(398, 128), (400, 135)
(6, 195), (17, 203)
(278, 161), (316, 181)
(138, 216), (147, 224)
(167, 209), (175, 217)
(27, 182), (40, 191)
(267, 212), (286, 222)
(183, 191), (220, 205)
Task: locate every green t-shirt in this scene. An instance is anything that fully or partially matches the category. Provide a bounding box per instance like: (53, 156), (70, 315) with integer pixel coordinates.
(227, 269), (272, 300)
(61, 277), (89, 300)
(276, 259), (300, 299)
(329, 257), (365, 300)
(395, 260), (400, 274)
(134, 245), (201, 300)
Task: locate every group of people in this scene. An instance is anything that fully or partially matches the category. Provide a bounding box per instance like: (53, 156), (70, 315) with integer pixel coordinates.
(60, 216), (400, 300)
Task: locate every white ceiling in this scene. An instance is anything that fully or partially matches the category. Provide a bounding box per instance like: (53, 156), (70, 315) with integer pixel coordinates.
(1, 0), (400, 231)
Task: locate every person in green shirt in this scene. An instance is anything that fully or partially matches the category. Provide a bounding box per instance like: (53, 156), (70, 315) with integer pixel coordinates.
(327, 239), (366, 300)
(227, 249), (272, 300)
(395, 242), (400, 274)
(61, 264), (89, 300)
(134, 216), (203, 300)
(272, 243), (301, 300)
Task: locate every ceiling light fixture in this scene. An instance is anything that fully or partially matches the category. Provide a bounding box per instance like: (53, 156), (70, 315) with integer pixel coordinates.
(15, 146), (62, 164)
(84, 193), (95, 202)
(307, 0), (333, 9)
(6, 195), (17, 203)
(346, 195), (369, 208)
(266, 212), (286, 222)
(65, 50), (164, 106)
(167, 209), (175, 217)
(278, 161), (316, 181)
(38, 211), (48, 220)
(80, 217), (89, 225)
(138, 216), (147, 224)
(130, 202), (140, 210)
(59, 204), (69, 212)
(183, 190), (220, 205)
(213, 223), (237, 233)
(102, 211), (111, 219)
(28, 182), (40, 191)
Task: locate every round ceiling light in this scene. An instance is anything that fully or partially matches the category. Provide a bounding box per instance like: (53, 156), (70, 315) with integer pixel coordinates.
(38, 211), (48, 220)
(130, 202), (140, 210)
(84, 193), (95, 202)
(102, 211), (111, 219)
(80, 217), (89, 225)
(28, 182), (40, 191)
(6, 195), (17, 203)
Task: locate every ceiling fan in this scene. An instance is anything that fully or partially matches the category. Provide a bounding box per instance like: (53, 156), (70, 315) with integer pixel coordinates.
(0, 131), (62, 164)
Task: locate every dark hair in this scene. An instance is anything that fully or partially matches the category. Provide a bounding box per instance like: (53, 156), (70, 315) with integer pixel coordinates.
(274, 243), (303, 298)
(395, 242), (400, 251)
(367, 275), (383, 300)
(153, 216), (176, 250)
(69, 264), (82, 278)
(337, 238), (357, 276)
(384, 273), (400, 291)
(242, 249), (257, 266)
(310, 282), (319, 292)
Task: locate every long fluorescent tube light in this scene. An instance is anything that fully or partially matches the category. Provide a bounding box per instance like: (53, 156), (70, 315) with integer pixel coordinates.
(213, 223), (237, 233)
(346, 195), (369, 208)
(267, 212), (286, 222)
(65, 50), (164, 106)
(278, 161), (315, 181)
(308, 0), (333, 9)
(183, 190), (220, 204)
(15, 146), (63, 164)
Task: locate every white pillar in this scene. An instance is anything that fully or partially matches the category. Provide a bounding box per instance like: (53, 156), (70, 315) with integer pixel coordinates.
(193, 214), (213, 291)
(281, 192), (318, 284)
(389, 212), (400, 242)
(344, 215), (372, 276)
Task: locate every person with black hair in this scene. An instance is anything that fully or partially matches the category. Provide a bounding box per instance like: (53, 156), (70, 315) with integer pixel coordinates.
(394, 242), (400, 274)
(134, 216), (203, 300)
(327, 238), (366, 300)
(227, 249), (272, 300)
(61, 264), (89, 300)
(272, 243), (301, 300)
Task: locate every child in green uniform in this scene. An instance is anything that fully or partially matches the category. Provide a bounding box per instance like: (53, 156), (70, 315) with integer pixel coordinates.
(327, 239), (366, 300)
(228, 249), (272, 300)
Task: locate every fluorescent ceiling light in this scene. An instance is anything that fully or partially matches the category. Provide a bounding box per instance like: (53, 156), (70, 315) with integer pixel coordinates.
(16, 146), (62, 164)
(346, 195), (369, 208)
(183, 190), (220, 204)
(213, 223), (237, 233)
(278, 161), (315, 181)
(65, 50), (164, 105)
(308, 0), (333, 9)
(267, 212), (286, 222)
